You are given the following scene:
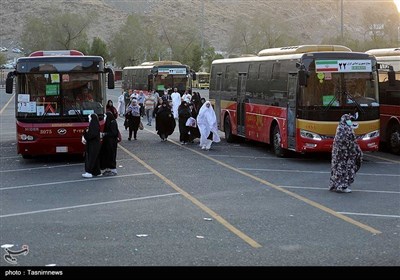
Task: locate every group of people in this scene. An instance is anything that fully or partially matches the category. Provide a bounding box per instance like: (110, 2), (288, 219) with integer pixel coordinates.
(81, 111), (120, 178)
(155, 90), (220, 150)
(85, 89), (362, 195)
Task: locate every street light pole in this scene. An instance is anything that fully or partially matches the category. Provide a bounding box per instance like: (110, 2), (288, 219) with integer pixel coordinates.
(340, 0), (344, 39)
(201, 0), (204, 51)
(398, 25), (400, 44)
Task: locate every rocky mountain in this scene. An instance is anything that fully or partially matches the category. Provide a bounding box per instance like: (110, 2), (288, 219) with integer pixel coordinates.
(0, 0), (398, 55)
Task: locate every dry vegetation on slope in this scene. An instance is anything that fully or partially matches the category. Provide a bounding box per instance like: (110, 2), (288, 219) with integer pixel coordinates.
(0, 0), (397, 51)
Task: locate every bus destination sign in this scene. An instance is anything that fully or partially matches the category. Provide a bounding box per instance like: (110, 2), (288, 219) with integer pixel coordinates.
(158, 67), (187, 75)
(316, 60), (372, 73)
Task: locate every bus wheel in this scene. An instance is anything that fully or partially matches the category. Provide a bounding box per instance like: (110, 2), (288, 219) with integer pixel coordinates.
(388, 123), (400, 155)
(224, 116), (235, 143)
(22, 154), (32, 159)
(272, 126), (286, 157)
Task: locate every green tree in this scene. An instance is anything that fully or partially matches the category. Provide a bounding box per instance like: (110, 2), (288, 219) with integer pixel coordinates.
(21, 16), (49, 53)
(109, 15), (152, 67)
(226, 14), (299, 56)
(89, 37), (109, 62)
(226, 18), (252, 55)
(0, 53), (6, 66)
(202, 46), (224, 73)
(20, 8), (96, 53)
(157, 18), (202, 66)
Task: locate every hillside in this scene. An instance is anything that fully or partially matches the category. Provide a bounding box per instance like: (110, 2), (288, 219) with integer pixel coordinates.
(0, 0), (398, 55)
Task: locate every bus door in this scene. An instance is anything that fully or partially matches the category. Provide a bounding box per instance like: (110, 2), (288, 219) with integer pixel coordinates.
(236, 73), (247, 136)
(287, 73), (297, 150)
(215, 73), (223, 126)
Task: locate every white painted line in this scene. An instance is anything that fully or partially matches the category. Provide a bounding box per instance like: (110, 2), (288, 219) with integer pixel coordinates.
(0, 93), (15, 115)
(0, 192), (180, 218)
(0, 156), (21, 160)
(0, 158), (137, 173)
(239, 167), (400, 177)
(240, 168), (329, 174)
(0, 163), (83, 173)
(281, 185), (400, 194)
(211, 155), (275, 159)
(0, 172), (154, 191)
(337, 212), (400, 219)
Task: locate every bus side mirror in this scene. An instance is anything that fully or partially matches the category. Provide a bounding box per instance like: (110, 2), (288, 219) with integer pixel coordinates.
(106, 68), (115, 89)
(388, 66), (395, 87)
(298, 69), (307, 87)
(5, 71), (15, 94)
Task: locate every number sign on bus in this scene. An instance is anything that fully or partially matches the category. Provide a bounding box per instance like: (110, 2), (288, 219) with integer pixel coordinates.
(316, 60), (372, 73)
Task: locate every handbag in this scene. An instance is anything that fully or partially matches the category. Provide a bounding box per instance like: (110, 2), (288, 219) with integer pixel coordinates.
(139, 121), (144, 130)
(185, 117), (197, 127)
(124, 118), (129, 128)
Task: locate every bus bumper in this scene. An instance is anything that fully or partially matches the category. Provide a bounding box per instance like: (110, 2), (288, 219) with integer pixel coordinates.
(17, 138), (85, 157)
(297, 137), (380, 153)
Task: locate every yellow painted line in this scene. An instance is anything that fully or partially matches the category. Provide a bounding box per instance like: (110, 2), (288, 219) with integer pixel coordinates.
(0, 93), (15, 115)
(118, 144), (262, 248)
(364, 153), (400, 164)
(167, 139), (382, 235)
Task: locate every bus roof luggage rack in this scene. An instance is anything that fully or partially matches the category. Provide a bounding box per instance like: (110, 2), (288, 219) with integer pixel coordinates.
(257, 45), (352, 56)
(140, 61), (182, 66)
(365, 48), (400, 57)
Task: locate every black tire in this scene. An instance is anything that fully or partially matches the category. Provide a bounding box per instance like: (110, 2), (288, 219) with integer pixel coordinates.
(224, 116), (235, 143)
(22, 154), (32, 159)
(388, 123), (400, 155)
(272, 125), (286, 157)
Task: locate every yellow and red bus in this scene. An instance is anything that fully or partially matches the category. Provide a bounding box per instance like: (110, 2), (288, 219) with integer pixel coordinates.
(366, 48), (400, 155)
(5, 50), (115, 158)
(210, 45), (380, 157)
(122, 61), (195, 95)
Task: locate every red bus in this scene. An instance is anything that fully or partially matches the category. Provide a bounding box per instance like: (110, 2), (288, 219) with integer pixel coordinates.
(366, 48), (400, 155)
(209, 45), (380, 157)
(5, 50), (115, 158)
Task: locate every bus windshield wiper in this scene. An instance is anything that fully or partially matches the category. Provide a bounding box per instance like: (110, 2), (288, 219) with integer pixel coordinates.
(70, 105), (85, 122)
(344, 91), (365, 114)
(40, 105), (50, 122)
(323, 91), (340, 112)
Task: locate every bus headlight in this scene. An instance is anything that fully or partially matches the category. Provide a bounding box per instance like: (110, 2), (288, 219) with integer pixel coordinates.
(300, 129), (322, 141)
(361, 130), (379, 141)
(19, 134), (35, 141)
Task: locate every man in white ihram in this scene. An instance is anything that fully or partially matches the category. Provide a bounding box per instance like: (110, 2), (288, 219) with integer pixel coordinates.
(170, 87), (181, 119)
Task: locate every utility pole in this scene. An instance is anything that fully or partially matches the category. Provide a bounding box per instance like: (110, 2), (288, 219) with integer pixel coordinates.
(340, 0), (344, 39)
(201, 0), (204, 51)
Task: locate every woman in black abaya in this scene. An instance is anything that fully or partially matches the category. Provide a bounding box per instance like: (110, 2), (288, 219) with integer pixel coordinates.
(100, 111), (119, 176)
(82, 113), (101, 178)
(155, 101), (176, 141)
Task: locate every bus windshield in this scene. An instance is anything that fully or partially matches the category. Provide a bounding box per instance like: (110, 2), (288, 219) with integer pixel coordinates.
(17, 72), (104, 119)
(300, 71), (379, 108)
(154, 74), (189, 92)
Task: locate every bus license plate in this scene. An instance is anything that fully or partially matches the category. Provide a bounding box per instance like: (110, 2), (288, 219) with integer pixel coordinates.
(56, 146), (68, 153)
